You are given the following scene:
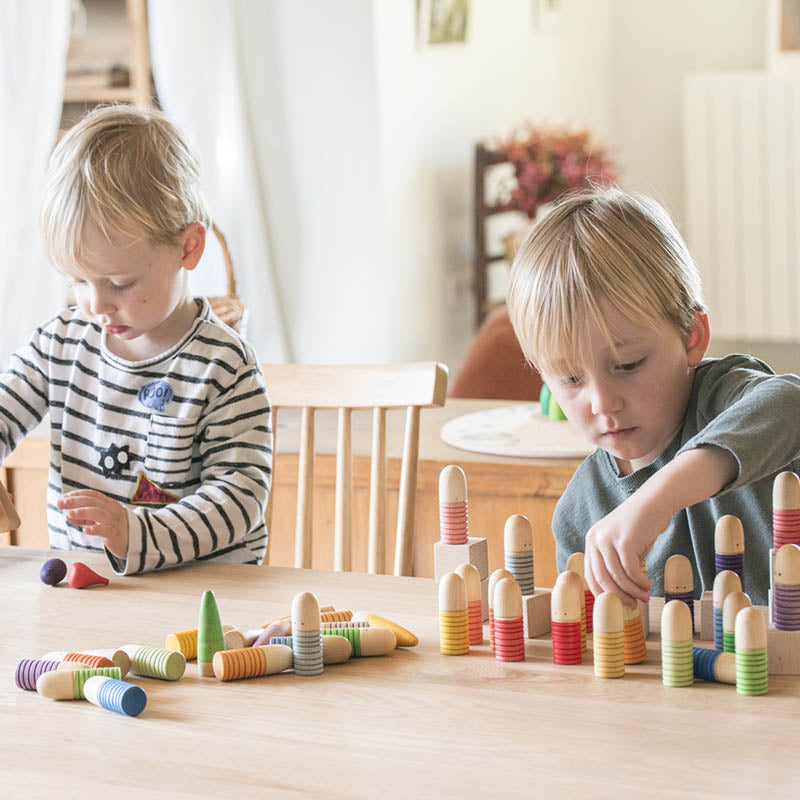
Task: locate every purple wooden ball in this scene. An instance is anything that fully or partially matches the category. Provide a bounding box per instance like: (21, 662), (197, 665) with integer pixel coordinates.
(40, 558), (67, 586)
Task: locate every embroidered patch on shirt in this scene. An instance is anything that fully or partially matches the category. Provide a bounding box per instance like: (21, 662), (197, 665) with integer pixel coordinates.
(138, 379), (174, 412)
(131, 472), (179, 505)
(98, 442), (130, 478)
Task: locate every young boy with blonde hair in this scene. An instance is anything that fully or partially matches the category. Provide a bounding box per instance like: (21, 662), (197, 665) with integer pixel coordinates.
(508, 187), (800, 606)
(3, 104), (272, 574)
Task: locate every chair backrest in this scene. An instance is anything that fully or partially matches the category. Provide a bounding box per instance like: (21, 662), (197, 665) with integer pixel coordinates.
(262, 362), (448, 576)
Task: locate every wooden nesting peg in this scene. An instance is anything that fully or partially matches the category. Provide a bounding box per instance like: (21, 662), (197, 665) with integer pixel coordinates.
(456, 563), (484, 645)
(715, 514), (745, 590)
(291, 591), (323, 676)
(735, 606), (768, 695)
(622, 601), (647, 664)
(593, 593), (624, 678)
(493, 577), (524, 661)
(773, 471), (800, 549)
(773, 470), (800, 510)
(36, 666), (121, 699)
(772, 543), (800, 633)
(692, 647), (736, 684)
(722, 591), (751, 653)
(664, 554), (695, 630)
(212, 644), (294, 681)
(661, 599), (693, 687)
(439, 571), (469, 655)
(550, 580), (582, 665)
(773, 542), (800, 585)
(503, 514), (534, 595)
(198, 590), (226, 677)
(42, 649), (131, 678)
(352, 613), (419, 647)
(566, 552), (594, 634)
(711, 570), (741, 650)
(556, 570), (586, 650)
(488, 569), (514, 651)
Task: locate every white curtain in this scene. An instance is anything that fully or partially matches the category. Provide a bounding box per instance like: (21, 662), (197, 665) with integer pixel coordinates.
(148, 0), (290, 362)
(0, 0), (71, 366)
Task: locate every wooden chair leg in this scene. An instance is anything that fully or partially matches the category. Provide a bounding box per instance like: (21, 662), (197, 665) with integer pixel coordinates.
(295, 406), (315, 569)
(368, 407), (386, 574)
(394, 405), (420, 577)
(334, 407), (352, 572)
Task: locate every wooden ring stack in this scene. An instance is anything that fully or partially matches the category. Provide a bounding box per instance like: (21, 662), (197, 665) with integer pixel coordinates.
(714, 515), (745, 589)
(83, 676), (147, 717)
(212, 644), (294, 681)
(291, 592), (324, 676)
(593, 593), (625, 679)
(660, 600), (693, 687)
(712, 570), (742, 651)
(556, 570), (587, 651)
(691, 647), (736, 684)
(438, 465), (469, 545)
(268, 636), (352, 665)
(321, 627), (396, 657)
(772, 543), (800, 631)
(14, 658), (61, 690)
(722, 591), (751, 653)
(42, 648), (131, 678)
(550, 579), (582, 665)
(664, 554), (695, 632)
(773, 471), (800, 548)
(321, 620), (370, 629)
(565, 552), (594, 633)
(622, 601), (647, 665)
(121, 645), (186, 681)
(487, 568), (513, 652)
(456, 563), (484, 645)
(438, 572), (469, 656)
(36, 666), (121, 699)
(492, 578), (524, 662)
(734, 606), (768, 696)
(503, 515), (534, 596)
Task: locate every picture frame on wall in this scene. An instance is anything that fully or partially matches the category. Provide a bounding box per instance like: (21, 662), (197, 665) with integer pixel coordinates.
(767, 0), (800, 72)
(417, 0), (469, 48)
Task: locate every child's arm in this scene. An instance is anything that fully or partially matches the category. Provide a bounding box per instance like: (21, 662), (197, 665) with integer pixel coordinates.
(584, 444), (738, 606)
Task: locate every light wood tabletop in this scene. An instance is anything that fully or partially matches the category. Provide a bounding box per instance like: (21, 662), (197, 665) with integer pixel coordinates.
(2, 547), (798, 798)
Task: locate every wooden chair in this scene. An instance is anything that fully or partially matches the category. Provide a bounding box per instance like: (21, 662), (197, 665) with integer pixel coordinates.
(262, 362), (448, 576)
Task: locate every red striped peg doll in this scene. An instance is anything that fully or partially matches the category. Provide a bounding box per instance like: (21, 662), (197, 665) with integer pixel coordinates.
(773, 471), (800, 549)
(565, 552), (594, 633)
(487, 568), (514, 651)
(455, 563), (483, 645)
(493, 578), (524, 662)
(438, 465), (468, 545)
(550, 579), (582, 665)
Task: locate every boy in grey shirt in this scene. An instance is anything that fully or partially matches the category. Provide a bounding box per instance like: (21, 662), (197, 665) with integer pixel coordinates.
(507, 188), (800, 606)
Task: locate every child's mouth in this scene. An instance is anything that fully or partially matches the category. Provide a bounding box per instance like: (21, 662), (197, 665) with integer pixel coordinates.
(104, 324), (129, 335)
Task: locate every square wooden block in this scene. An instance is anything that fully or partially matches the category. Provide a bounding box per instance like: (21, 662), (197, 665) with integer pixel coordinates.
(767, 626), (800, 675)
(522, 589), (551, 638)
(433, 537), (489, 582)
(698, 591), (713, 641)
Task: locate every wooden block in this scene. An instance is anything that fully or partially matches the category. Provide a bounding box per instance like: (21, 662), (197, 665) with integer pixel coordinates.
(767, 626), (800, 675)
(698, 591), (714, 641)
(480, 577), (488, 622)
(433, 537), (488, 581)
(522, 589), (551, 638)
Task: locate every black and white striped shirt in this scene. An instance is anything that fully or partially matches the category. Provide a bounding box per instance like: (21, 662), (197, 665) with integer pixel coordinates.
(1, 298), (272, 574)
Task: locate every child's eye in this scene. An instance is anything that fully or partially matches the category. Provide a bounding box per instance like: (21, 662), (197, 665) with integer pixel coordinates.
(110, 280), (136, 292)
(560, 374), (582, 386)
(69, 279), (87, 288)
(616, 358), (645, 373)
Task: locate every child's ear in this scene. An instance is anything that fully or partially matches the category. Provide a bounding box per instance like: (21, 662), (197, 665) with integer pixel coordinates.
(686, 311), (710, 367)
(179, 222), (206, 271)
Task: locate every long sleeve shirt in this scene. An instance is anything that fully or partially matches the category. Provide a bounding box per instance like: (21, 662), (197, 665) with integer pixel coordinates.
(0, 298), (272, 574)
(553, 354), (800, 605)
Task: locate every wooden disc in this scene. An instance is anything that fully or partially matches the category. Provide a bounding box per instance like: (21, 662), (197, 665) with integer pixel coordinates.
(714, 514), (744, 555)
(439, 465), (467, 503)
(455, 563), (481, 602)
(774, 543), (800, 585)
(661, 598), (692, 642)
(494, 577), (523, 620)
(773, 471), (800, 510)
(291, 592), (321, 631)
(712, 570), (742, 609)
(503, 514), (532, 554)
(488, 569), (514, 610)
(593, 592), (623, 634)
(550, 580), (582, 622)
(664, 554), (694, 594)
(722, 591), (751, 633)
(439, 571), (467, 612)
(735, 606), (767, 650)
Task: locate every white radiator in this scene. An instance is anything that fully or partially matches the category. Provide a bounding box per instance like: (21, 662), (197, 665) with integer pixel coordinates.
(684, 73), (800, 341)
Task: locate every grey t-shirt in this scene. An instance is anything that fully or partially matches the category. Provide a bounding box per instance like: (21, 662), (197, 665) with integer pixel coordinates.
(553, 354), (800, 605)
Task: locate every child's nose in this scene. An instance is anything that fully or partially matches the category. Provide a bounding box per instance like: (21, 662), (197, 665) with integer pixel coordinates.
(88, 286), (115, 315)
(589, 379), (623, 416)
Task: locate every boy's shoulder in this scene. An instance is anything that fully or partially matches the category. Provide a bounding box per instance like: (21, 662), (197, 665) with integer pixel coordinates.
(33, 306), (99, 347)
(186, 300), (259, 369)
(695, 353), (775, 381)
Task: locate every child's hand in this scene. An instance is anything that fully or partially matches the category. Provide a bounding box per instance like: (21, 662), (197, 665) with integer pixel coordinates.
(58, 490), (130, 561)
(583, 492), (666, 607)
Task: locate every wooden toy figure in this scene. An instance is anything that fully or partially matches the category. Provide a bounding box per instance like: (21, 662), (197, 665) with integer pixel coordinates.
(493, 578), (524, 662)
(722, 591), (752, 653)
(66, 562), (109, 589)
(320, 627), (396, 656)
(661, 600), (693, 687)
(550, 580), (582, 666)
(735, 606), (768, 696)
(439, 465), (468, 545)
(83, 676), (147, 717)
(268, 636), (352, 665)
(439, 572), (469, 656)
(565, 552), (594, 633)
(15, 659), (61, 690)
(213, 644), (294, 681)
(42, 648), (131, 677)
(36, 666), (121, 699)
(352, 613), (419, 647)
(592, 593), (625, 679)
(488, 568), (514, 651)
(664, 554), (695, 631)
(773, 543), (800, 631)
(773, 471), (800, 549)
(712, 570), (742, 651)
(692, 648), (736, 684)
(456, 563), (484, 645)
(622, 602), (647, 664)
(121, 645), (186, 681)
(503, 514), (534, 596)
(291, 592), (324, 676)
(198, 590), (226, 677)
(556, 570), (587, 651)
(714, 515), (745, 589)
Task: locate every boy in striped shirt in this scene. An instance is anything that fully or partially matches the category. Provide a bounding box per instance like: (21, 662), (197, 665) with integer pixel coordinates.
(4, 104), (272, 573)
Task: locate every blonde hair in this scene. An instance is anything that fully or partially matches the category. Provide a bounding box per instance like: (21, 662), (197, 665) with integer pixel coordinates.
(507, 187), (705, 376)
(40, 104), (210, 274)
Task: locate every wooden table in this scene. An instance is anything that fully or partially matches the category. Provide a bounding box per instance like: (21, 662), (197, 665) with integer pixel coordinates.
(2, 547), (798, 798)
(2, 400), (584, 586)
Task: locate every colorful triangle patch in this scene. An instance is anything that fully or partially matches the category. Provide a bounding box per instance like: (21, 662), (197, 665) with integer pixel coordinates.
(131, 472), (179, 506)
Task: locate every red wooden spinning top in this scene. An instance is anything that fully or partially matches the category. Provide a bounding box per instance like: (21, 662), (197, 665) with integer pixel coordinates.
(66, 561), (109, 589)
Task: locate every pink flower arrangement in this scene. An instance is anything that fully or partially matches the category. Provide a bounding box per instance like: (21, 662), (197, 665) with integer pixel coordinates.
(494, 125), (617, 218)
